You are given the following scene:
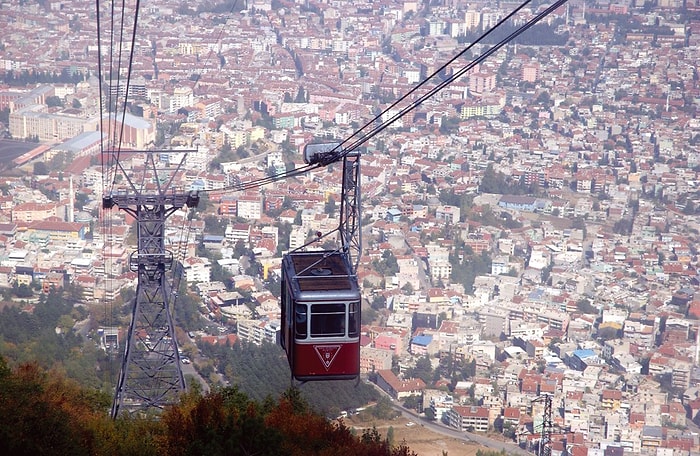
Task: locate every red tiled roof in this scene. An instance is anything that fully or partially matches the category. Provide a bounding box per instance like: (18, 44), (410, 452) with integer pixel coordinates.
(452, 405), (489, 418)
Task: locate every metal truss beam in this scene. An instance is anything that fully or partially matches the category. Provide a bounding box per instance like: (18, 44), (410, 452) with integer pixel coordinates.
(105, 153), (198, 418)
(339, 151), (361, 272)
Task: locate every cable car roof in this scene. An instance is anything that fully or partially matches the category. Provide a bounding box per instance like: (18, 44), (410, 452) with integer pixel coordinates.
(283, 251), (359, 299)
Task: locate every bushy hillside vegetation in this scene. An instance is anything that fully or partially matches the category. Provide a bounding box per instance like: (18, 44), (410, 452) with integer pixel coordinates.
(201, 339), (381, 416)
(0, 356), (417, 456)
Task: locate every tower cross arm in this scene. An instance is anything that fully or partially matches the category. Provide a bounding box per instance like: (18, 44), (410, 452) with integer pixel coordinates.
(102, 191), (199, 210)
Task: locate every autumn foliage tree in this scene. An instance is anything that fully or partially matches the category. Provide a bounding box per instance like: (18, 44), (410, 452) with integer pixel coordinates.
(0, 357), (112, 455)
(159, 386), (417, 456)
(0, 356), (417, 456)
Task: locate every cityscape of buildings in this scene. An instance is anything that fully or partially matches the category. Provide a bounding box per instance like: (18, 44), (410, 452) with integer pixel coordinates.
(3, 0), (700, 454)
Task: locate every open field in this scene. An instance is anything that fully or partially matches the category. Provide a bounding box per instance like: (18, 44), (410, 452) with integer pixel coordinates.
(0, 139), (36, 164)
(346, 414), (487, 456)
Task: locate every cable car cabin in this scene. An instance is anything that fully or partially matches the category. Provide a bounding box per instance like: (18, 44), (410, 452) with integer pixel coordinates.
(280, 250), (361, 382)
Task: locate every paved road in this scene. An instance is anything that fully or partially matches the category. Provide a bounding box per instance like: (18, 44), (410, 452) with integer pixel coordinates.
(181, 333), (213, 394)
(181, 358), (210, 394)
(392, 404), (531, 456)
(366, 381), (530, 455)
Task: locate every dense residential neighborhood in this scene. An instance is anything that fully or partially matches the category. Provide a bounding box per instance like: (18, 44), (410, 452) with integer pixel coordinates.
(3, 0), (700, 453)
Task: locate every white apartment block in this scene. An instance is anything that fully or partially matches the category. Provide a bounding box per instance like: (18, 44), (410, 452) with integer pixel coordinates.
(428, 259), (452, 279)
(182, 256), (211, 283)
(237, 195), (262, 220)
(169, 86), (195, 113)
(288, 225), (307, 251)
(445, 405), (489, 432)
(236, 319), (279, 346)
(435, 205), (460, 224)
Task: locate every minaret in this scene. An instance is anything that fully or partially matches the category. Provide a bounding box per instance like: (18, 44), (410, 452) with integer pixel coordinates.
(68, 175), (74, 222)
(696, 323), (699, 365)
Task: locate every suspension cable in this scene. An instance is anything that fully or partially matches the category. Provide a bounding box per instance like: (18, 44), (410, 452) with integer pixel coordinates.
(199, 0), (567, 196)
(190, 0), (241, 93)
(338, 0), (536, 156)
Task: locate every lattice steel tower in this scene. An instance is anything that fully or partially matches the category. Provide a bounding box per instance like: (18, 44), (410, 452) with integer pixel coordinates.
(104, 152), (199, 418)
(338, 149), (361, 271)
(533, 393), (554, 456)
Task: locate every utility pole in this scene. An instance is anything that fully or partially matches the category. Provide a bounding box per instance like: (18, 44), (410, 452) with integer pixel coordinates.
(103, 152), (199, 418)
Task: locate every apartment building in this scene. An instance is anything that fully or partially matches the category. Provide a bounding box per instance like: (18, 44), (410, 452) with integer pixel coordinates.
(445, 405), (490, 432)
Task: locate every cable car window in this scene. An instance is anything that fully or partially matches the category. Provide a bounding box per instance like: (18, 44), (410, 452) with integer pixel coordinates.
(281, 283), (287, 319)
(310, 303), (345, 337)
(348, 301), (359, 337)
(280, 282), (288, 348)
(295, 304), (307, 339)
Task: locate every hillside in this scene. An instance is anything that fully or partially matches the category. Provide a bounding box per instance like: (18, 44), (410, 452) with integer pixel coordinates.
(0, 355), (418, 456)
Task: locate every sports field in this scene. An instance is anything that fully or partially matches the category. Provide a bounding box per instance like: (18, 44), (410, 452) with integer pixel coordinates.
(0, 139), (36, 159)
(0, 139), (38, 170)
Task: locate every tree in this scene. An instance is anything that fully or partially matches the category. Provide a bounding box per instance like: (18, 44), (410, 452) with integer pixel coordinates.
(480, 164), (508, 194)
(325, 196), (337, 217)
(597, 326), (620, 341)
(232, 239), (250, 260)
(46, 95), (63, 107)
(13, 283), (33, 298)
(536, 90), (551, 106)
(155, 126), (166, 147)
(683, 200), (696, 215)
(371, 396), (397, 420)
(0, 359), (112, 455)
(450, 250), (491, 294)
(373, 250), (399, 276)
(203, 215), (227, 236)
(0, 356), (418, 455)
(74, 192), (89, 211)
(502, 421), (516, 439)
(386, 426), (395, 446)
(576, 298), (598, 315)
(371, 294), (387, 310)
(400, 394), (420, 412)
(294, 86), (307, 103)
(406, 355), (433, 385)
(33, 161), (49, 175)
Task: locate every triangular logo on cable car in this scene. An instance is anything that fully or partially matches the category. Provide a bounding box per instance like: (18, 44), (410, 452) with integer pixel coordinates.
(314, 345), (341, 370)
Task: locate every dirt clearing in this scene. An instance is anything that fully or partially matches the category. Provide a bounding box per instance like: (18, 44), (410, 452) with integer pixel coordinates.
(347, 415), (487, 456)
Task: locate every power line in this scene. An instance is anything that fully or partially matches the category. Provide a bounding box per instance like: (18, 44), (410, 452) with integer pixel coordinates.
(198, 0), (568, 196)
(112, 0), (142, 196)
(342, 0), (569, 156)
(98, 0), (567, 198)
(338, 0), (538, 156)
(96, 0), (144, 194)
(95, 0), (568, 416)
(190, 0), (241, 93)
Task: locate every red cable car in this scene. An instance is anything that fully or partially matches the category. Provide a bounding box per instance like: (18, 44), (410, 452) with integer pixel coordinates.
(280, 250), (361, 381)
